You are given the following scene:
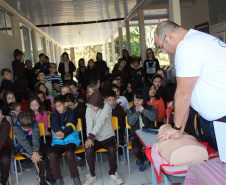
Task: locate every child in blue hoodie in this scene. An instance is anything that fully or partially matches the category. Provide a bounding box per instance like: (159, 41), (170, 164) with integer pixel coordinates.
(48, 95), (81, 185)
(13, 111), (54, 185)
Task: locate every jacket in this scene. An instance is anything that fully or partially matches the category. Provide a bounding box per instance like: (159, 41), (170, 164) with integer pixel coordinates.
(34, 62), (49, 75)
(58, 60), (76, 81)
(0, 117), (15, 154)
(147, 97), (166, 123)
(86, 101), (115, 141)
(50, 109), (80, 147)
(127, 105), (158, 138)
(14, 117), (40, 156)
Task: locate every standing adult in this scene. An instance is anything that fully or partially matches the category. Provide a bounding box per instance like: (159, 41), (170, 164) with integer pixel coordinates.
(143, 48), (160, 82)
(58, 52), (76, 84)
(154, 21), (226, 150)
(34, 53), (49, 75)
(12, 49), (28, 101)
(95, 52), (107, 81)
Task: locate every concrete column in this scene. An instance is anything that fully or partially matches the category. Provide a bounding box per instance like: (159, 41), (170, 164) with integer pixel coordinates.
(125, 20), (131, 55)
(169, 0), (181, 82)
(51, 42), (55, 63)
(111, 35), (116, 65)
(138, 9), (146, 65)
(106, 41), (111, 71)
(118, 27), (124, 57)
(102, 43), (106, 61)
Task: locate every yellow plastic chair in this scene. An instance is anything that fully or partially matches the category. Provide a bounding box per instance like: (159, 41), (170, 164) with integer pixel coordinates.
(13, 122), (46, 185)
(95, 116), (119, 171)
(47, 114), (51, 128)
(128, 102), (133, 107)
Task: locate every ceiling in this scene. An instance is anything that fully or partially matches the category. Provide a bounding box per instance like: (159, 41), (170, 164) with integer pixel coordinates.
(3, 0), (195, 47)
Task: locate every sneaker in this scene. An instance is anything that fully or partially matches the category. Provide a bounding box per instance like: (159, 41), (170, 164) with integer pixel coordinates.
(55, 178), (64, 185)
(135, 159), (140, 166)
(110, 172), (124, 185)
(73, 177), (81, 185)
(46, 178), (56, 185)
(120, 155), (124, 164)
(14, 167), (25, 175)
(139, 163), (146, 172)
(21, 161), (32, 171)
(39, 181), (48, 185)
(83, 174), (96, 185)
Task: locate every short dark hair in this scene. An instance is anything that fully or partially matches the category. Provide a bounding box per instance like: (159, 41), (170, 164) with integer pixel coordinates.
(39, 53), (45, 58)
(33, 66), (41, 72)
(105, 90), (117, 99)
(45, 56), (49, 59)
(68, 81), (78, 87)
(152, 74), (163, 82)
(90, 77), (100, 86)
(110, 84), (119, 91)
(37, 71), (45, 76)
(52, 79), (60, 85)
(35, 90), (45, 98)
(18, 112), (33, 128)
(1, 68), (11, 76)
(65, 93), (76, 103)
(133, 89), (143, 100)
(54, 95), (66, 104)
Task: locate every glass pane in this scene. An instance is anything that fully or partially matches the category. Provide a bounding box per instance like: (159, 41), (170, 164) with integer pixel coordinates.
(5, 13), (12, 36)
(47, 40), (52, 62)
(0, 10), (6, 34)
(37, 34), (44, 55)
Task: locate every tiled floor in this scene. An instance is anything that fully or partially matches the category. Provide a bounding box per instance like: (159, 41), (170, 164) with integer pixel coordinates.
(10, 152), (156, 185)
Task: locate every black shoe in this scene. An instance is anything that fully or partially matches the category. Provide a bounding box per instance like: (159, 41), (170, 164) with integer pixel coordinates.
(46, 178), (56, 185)
(76, 158), (84, 167)
(73, 177), (81, 185)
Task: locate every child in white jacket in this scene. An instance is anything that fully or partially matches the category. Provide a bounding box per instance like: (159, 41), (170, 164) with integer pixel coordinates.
(84, 90), (123, 185)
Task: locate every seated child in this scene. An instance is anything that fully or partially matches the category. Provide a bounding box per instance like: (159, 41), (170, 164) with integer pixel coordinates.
(52, 79), (61, 97)
(61, 85), (70, 95)
(1, 68), (17, 101)
(14, 111), (55, 185)
(6, 102), (21, 126)
(123, 80), (137, 102)
(105, 90), (126, 159)
(90, 77), (105, 97)
(0, 106), (15, 185)
(69, 82), (86, 106)
(2, 90), (16, 115)
(48, 95), (81, 185)
(36, 83), (54, 109)
(37, 71), (53, 96)
(84, 91), (123, 185)
(36, 90), (52, 114)
(46, 63), (63, 91)
(86, 84), (98, 99)
(127, 89), (157, 172)
(28, 96), (51, 136)
(110, 84), (130, 110)
(65, 93), (87, 167)
(147, 83), (165, 126)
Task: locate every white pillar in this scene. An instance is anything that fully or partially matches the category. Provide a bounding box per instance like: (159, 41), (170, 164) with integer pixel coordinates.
(169, 0), (181, 82)
(111, 35), (116, 65)
(106, 41), (111, 71)
(118, 27), (124, 57)
(102, 43), (106, 61)
(31, 29), (38, 64)
(43, 36), (47, 55)
(138, 9), (146, 65)
(125, 20), (131, 55)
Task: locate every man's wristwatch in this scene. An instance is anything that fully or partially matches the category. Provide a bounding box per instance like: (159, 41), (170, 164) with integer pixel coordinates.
(173, 124), (182, 130)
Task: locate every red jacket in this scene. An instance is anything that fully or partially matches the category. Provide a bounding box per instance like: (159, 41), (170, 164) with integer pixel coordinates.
(147, 97), (165, 123)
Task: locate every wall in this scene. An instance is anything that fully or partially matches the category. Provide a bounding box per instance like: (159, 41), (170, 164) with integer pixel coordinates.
(0, 1), (62, 83)
(180, 0), (209, 30)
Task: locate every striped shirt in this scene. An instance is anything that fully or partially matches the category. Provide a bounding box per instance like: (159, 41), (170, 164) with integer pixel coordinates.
(46, 74), (63, 90)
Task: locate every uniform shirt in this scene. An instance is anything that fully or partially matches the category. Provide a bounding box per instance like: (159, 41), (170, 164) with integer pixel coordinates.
(176, 29), (226, 121)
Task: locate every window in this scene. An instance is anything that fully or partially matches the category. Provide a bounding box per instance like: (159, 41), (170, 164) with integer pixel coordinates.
(37, 34), (44, 55)
(0, 8), (13, 36)
(47, 40), (52, 62)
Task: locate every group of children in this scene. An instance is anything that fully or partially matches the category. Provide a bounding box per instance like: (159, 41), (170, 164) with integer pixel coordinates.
(0, 49), (175, 185)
